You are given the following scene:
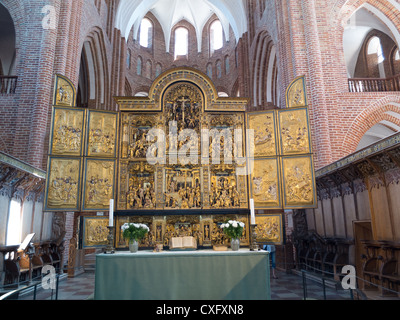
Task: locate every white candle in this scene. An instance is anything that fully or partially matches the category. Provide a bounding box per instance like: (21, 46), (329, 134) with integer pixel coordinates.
(109, 199), (114, 227)
(250, 199), (256, 225)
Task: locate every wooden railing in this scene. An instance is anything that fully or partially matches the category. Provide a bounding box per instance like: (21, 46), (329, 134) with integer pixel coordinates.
(0, 76), (18, 94)
(348, 74), (400, 93)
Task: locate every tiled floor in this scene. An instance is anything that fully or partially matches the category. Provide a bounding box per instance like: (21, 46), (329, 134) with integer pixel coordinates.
(17, 269), (352, 301)
(270, 272), (352, 300)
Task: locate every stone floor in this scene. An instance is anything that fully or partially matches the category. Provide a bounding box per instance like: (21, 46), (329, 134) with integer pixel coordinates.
(16, 269), (354, 301)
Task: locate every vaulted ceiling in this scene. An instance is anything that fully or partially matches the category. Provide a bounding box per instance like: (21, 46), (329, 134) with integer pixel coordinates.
(115, 0), (248, 52)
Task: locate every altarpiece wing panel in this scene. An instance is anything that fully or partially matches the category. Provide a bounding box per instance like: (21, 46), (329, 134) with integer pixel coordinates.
(82, 158), (116, 211)
(281, 155), (317, 209)
(86, 110), (119, 158)
(45, 157), (82, 211)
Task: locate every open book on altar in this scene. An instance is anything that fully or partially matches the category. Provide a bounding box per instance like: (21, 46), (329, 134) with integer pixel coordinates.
(170, 237), (197, 251)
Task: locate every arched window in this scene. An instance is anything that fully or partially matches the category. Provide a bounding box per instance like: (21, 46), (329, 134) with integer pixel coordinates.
(368, 36), (385, 63)
(174, 27), (188, 59)
(126, 49), (131, 69)
(225, 56), (230, 74)
(139, 18), (153, 48)
(137, 57), (142, 76)
(206, 63), (213, 78)
(210, 20), (223, 55)
(146, 60), (152, 79)
(0, 3), (17, 93)
(216, 60), (222, 78)
(155, 63), (162, 77)
(391, 48), (400, 75)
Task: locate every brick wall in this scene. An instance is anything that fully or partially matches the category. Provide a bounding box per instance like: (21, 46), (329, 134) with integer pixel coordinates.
(125, 12), (239, 97)
(1, 0), (399, 172)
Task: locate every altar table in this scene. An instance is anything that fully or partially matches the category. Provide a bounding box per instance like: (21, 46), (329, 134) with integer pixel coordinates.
(94, 249), (270, 300)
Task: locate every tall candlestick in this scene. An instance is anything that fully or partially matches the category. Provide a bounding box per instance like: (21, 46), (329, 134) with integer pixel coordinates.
(250, 199), (256, 225)
(109, 199), (114, 227)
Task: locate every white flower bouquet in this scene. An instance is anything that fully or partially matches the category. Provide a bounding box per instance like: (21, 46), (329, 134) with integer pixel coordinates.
(220, 220), (245, 239)
(121, 223), (150, 242)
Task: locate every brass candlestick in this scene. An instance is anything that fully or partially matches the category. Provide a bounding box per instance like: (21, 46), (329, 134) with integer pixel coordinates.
(105, 226), (115, 254)
(250, 224), (259, 251)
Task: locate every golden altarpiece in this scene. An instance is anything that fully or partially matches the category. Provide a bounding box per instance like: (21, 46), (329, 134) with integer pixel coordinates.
(45, 70), (316, 250)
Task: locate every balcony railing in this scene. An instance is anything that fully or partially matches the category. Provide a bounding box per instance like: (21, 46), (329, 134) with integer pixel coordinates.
(348, 74), (400, 93)
(0, 76), (18, 94)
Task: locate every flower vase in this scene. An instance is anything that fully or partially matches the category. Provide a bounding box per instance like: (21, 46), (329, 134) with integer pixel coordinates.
(129, 240), (139, 253)
(231, 238), (240, 251)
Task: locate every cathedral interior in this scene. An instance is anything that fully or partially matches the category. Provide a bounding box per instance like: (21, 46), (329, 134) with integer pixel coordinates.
(0, 0), (400, 302)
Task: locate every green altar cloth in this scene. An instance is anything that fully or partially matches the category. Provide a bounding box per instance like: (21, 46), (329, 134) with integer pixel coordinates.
(94, 249), (270, 300)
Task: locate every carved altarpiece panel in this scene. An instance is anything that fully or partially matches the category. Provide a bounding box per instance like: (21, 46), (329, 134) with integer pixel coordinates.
(45, 71), (316, 248)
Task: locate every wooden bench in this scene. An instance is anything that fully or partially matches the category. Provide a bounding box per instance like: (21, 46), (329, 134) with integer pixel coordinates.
(0, 246), (20, 289)
(320, 239), (350, 281)
(361, 241), (400, 296)
(379, 242), (400, 296)
(380, 259), (399, 296)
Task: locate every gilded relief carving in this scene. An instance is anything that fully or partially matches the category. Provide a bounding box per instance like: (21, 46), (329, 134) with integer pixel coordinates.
(51, 108), (85, 156)
(45, 71), (320, 250)
(83, 159), (115, 210)
(83, 217), (109, 248)
(87, 111), (118, 157)
(250, 158), (281, 209)
(282, 156), (315, 208)
(123, 114), (160, 160)
(54, 76), (75, 107)
(247, 112), (277, 157)
(126, 162), (156, 210)
(164, 83), (202, 154)
(114, 215), (249, 249)
(207, 113), (245, 160)
(46, 158), (81, 210)
(210, 165), (241, 209)
(117, 81), (248, 212)
(278, 108), (311, 155)
(255, 215), (283, 244)
(165, 166), (201, 209)
(286, 76), (307, 108)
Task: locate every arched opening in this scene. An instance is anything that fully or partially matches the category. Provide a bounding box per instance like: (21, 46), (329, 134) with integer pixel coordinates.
(155, 63), (162, 78)
(216, 60), (222, 78)
(210, 20), (223, 55)
(225, 56), (230, 74)
(139, 18), (153, 48)
(206, 63), (213, 78)
(353, 103), (400, 151)
(137, 56), (142, 76)
(0, 3), (17, 94)
(391, 47), (400, 75)
(145, 60), (152, 79)
(357, 122), (399, 150)
(344, 5), (400, 92)
(76, 29), (109, 109)
(77, 50), (89, 108)
(174, 27), (189, 60)
(126, 49), (131, 70)
(252, 32), (279, 107)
